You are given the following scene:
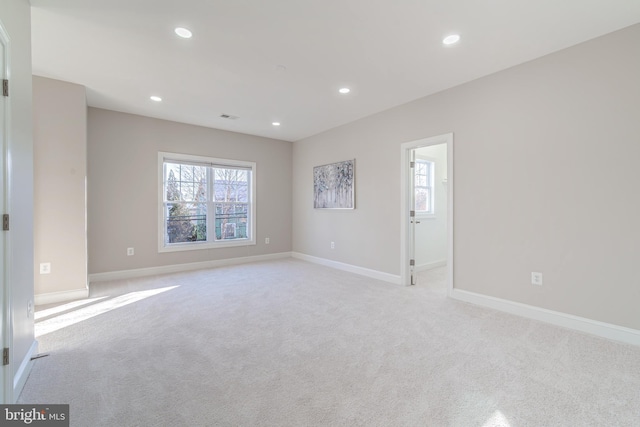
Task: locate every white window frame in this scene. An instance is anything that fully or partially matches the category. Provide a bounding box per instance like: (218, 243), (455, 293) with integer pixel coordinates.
(415, 158), (435, 217)
(158, 151), (256, 252)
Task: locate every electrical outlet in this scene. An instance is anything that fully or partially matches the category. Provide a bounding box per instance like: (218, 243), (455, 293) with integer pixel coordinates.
(127, 247), (135, 256)
(39, 263), (51, 274)
(265, 237), (270, 244)
(531, 272), (543, 286)
(330, 241), (335, 249)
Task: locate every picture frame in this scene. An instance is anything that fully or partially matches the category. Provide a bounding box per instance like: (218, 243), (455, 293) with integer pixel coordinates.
(313, 159), (355, 209)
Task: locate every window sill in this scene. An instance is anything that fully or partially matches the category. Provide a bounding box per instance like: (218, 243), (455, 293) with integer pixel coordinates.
(158, 239), (256, 253)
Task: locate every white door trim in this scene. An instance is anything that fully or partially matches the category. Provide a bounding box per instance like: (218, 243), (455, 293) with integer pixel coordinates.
(408, 148), (416, 285)
(400, 133), (454, 294)
(0, 18), (12, 404)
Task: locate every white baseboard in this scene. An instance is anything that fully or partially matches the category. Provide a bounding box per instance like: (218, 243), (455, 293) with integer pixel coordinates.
(450, 289), (640, 347)
(89, 252), (292, 283)
(35, 288), (89, 306)
(291, 252), (401, 285)
(13, 340), (38, 402)
(416, 260), (447, 272)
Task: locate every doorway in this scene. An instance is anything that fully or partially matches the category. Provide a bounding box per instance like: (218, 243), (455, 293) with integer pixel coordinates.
(400, 133), (453, 294)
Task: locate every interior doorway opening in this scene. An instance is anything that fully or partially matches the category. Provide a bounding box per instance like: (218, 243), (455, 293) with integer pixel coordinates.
(400, 133), (453, 294)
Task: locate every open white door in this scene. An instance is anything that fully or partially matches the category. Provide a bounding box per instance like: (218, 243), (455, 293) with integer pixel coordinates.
(408, 149), (417, 285)
(0, 24), (9, 403)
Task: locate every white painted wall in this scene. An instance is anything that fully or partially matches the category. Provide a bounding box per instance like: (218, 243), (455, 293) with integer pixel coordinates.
(33, 76), (87, 300)
(292, 24), (640, 331)
(87, 108), (292, 274)
(415, 143), (447, 270)
(0, 0), (36, 400)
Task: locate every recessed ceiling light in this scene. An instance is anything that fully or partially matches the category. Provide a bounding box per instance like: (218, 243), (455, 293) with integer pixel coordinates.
(175, 27), (192, 39)
(150, 96), (162, 102)
(339, 88), (350, 94)
(443, 34), (460, 45)
(272, 122), (281, 126)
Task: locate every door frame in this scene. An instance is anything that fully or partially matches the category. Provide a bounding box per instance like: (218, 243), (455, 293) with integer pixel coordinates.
(400, 133), (454, 294)
(0, 19), (12, 404)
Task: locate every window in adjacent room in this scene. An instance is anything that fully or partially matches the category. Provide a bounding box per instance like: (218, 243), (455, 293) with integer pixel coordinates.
(158, 152), (256, 252)
(414, 159), (434, 215)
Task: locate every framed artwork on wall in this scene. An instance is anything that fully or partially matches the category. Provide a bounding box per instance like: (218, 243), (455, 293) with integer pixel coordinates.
(313, 159), (355, 209)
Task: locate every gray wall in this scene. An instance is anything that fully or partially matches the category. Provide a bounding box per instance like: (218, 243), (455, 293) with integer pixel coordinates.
(33, 76), (87, 297)
(87, 108), (292, 274)
(292, 24), (640, 330)
(0, 0), (35, 397)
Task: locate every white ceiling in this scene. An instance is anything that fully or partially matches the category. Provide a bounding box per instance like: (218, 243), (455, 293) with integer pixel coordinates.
(31, 0), (640, 142)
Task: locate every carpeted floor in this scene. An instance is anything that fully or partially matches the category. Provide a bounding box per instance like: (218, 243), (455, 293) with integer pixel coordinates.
(19, 259), (640, 426)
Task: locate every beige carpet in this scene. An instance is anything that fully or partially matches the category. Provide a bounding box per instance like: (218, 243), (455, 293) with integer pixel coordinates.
(19, 259), (640, 426)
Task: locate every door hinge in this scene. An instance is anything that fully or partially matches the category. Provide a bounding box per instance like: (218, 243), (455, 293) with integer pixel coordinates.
(2, 214), (8, 231)
(2, 348), (8, 366)
(409, 259), (415, 266)
(2, 79), (8, 97)
(410, 161), (415, 168)
(410, 210), (415, 218)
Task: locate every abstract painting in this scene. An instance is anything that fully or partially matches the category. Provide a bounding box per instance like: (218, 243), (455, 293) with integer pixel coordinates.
(313, 159), (355, 209)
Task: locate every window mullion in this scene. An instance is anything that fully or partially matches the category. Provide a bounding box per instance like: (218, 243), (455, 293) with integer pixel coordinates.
(208, 167), (214, 243)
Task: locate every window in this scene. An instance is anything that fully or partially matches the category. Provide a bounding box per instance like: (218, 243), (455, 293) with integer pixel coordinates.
(414, 159), (434, 215)
(158, 152), (256, 252)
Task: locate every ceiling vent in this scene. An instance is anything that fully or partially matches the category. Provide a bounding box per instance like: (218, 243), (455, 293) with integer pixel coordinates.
(219, 114), (239, 120)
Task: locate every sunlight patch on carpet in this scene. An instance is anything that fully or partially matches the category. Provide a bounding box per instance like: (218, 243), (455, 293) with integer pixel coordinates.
(35, 286), (179, 337)
(35, 296), (109, 320)
(482, 410), (511, 427)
